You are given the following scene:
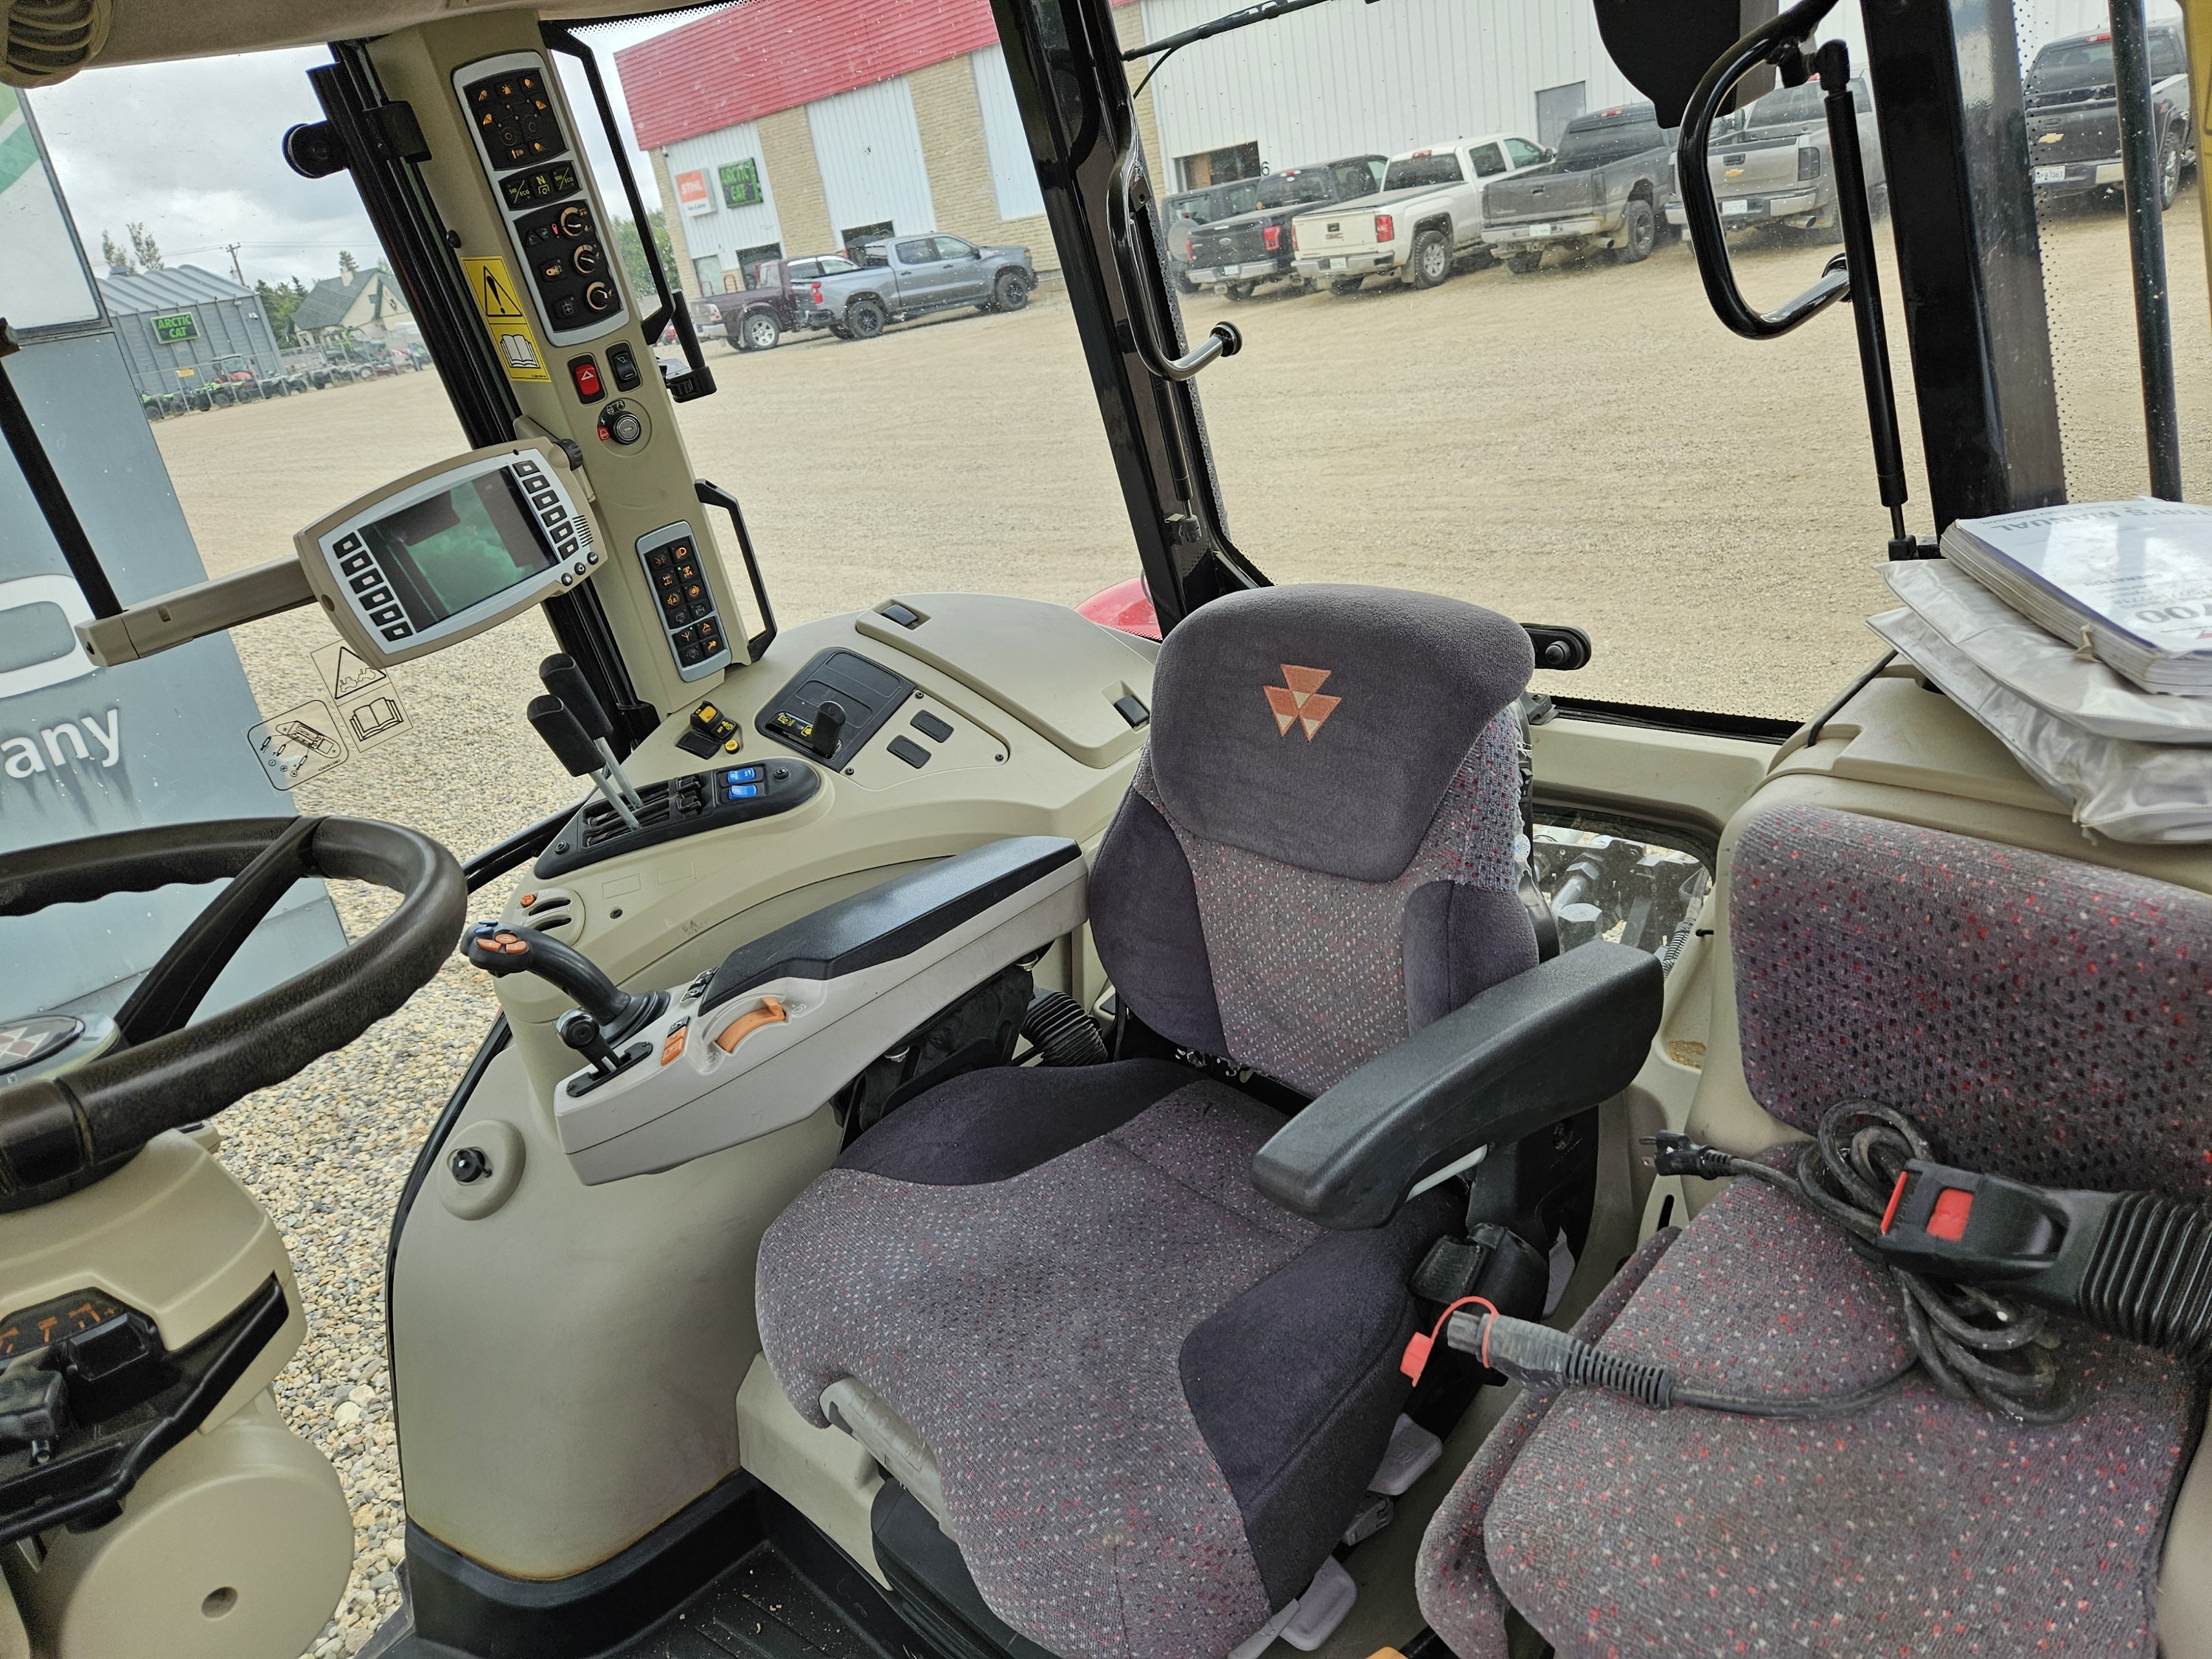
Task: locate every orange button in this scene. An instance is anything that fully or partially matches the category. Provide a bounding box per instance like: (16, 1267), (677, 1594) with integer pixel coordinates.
(1928, 1187), (1975, 1242)
(519, 892), (538, 908)
(660, 1024), (689, 1065)
(714, 996), (787, 1054)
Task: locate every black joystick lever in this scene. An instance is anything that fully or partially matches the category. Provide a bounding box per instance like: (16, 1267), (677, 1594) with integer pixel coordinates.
(808, 698), (846, 759)
(462, 922), (661, 1079)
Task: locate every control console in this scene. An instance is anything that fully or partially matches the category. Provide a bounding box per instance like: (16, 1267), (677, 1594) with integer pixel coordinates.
(453, 52), (630, 349)
(535, 758), (820, 879)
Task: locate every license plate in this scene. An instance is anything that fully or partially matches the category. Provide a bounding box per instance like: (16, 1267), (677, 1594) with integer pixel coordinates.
(1527, 223), (1554, 237)
(1318, 258), (1337, 270)
(2034, 164), (2065, 184)
(1224, 264), (1245, 276)
(1723, 199), (1749, 215)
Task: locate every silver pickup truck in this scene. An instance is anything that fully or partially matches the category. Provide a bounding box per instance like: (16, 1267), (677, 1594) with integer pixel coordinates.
(1481, 104), (1676, 272)
(813, 234), (1037, 341)
(1663, 77), (1885, 240)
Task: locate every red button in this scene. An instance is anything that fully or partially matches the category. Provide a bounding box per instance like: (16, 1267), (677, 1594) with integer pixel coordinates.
(1928, 1187), (1975, 1242)
(570, 358), (603, 398)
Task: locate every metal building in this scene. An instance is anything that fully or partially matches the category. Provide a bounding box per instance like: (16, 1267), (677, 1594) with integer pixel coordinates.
(618, 0), (1650, 291)
(95, 265), (285, 403)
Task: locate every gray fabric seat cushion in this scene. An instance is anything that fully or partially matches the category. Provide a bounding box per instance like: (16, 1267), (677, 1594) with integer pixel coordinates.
(1416, 1174), (2199, 1658)
(757, 1060), (1454, 1659)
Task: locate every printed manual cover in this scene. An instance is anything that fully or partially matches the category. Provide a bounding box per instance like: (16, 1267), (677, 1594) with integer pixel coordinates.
(1943, 498), (2212, 695)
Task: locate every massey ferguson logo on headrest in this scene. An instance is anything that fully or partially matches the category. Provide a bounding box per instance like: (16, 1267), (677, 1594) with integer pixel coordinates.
(1265, 664), (1340, 740)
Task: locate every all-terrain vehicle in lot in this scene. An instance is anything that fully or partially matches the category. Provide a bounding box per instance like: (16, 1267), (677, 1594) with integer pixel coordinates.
(1663, 75), (1885, 240)
(1181, 156), (1384, 298)
(2025, 21), (2197, 209)
(4, 0), (2212, 1657)
(1291, 136), (1548, 293)
(1482, 102), (1677, 271)
(815, 236), (1035, 341)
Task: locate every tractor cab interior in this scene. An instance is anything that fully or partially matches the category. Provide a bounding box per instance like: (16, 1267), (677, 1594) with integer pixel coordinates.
(2, 0), (2211, 1657)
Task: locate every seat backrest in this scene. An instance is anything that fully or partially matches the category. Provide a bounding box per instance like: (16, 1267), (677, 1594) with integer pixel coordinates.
(1728, 802), (2212, 1193)
(1090, 583), (1536, 1096)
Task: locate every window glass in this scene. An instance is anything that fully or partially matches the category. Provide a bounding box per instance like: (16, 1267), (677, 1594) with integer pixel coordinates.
(2151, 28), (2185, 80)
(1469, 143), (1507, 177)
(1166, 0), (1921, 717)
(893, 238), (935, 263)
(933, 236), (978, 259)
(1258, 170), (1339, 207)
(1742, 83), (1826, 130)
(1383, 152), (1464, 189)
(1333, 159), (1383, 197)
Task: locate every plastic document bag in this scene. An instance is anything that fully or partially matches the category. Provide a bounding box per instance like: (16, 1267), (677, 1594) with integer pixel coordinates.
(1869, 605), (2212, 844)
(1885, 560), (2212, 743)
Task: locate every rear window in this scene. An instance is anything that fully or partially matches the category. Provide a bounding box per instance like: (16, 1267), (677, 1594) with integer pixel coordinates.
(1384, 152), (1466, 189)
(1743, 83), (1826, 130)
(862, 246), (891, 267)
(1220, 181), (1265, 215)
(1332, 159), (1384, 197)
(1258, 170), (1339, 208)
(1166, 192), (1216, 224)
(2029, 37), (2115, 94)
(1556, 111), (1667, 168)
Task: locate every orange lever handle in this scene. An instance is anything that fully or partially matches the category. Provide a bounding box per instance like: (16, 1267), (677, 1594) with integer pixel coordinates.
(714, 995), (787, 1054)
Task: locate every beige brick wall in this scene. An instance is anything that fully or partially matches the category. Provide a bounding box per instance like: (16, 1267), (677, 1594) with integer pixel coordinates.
(757, 107), (836, 260)
(908, 55), (1057, 270)
(647, 149), (698, 282)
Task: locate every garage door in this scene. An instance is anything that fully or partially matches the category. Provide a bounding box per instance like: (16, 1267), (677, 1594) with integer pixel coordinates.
(807, 77), (937, 243)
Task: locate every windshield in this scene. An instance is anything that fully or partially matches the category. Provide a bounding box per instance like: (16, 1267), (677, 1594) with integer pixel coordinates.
(1383, 153), (1465, 189)
(1556, 113), (1666, 167)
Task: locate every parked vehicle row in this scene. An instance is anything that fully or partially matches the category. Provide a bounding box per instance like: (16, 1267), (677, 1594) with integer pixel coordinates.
(140, 341), (427, 418)
(702, 236), (1035, 350)
(1180, 156), (1383, 298)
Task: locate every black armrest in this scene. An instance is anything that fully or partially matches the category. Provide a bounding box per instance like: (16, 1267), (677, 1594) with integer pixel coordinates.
(700, 837), (1082, 1012)
(1251, 942), (1663, 1230)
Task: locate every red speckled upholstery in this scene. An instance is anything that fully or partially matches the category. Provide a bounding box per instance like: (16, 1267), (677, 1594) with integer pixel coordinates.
(1416, 806), (2212, 1658)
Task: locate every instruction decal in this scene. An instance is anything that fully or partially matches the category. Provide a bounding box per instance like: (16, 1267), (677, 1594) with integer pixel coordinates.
(307, 643), (411, 752)
(248, 699), (349, 790)
(462, 255), (552, 383)
(311, 641), (386, 703)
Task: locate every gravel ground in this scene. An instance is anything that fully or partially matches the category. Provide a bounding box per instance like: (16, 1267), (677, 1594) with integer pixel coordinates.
(137, 192), (2190, 1656)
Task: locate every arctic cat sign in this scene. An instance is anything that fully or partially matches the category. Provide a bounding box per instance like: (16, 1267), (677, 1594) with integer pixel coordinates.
(150, 311), (200, 344)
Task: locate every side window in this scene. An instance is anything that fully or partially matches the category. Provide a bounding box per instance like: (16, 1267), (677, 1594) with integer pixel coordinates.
(1503, 137), (1545, 168)
(894, 239), (936, 264)
(933, 237), (978, 260)
(1469, 143), (1506, 177)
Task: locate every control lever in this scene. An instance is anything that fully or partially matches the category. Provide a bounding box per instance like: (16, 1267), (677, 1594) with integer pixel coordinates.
(540, 654), (642, 810)
(527, 695), (641, 829)
(0, 1354), (67, 1464)
(808, 699), (846, 759)
(462, 922), (663, 1080)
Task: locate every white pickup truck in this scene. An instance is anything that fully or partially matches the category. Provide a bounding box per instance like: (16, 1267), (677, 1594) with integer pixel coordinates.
(1290, 135), (1551, 293)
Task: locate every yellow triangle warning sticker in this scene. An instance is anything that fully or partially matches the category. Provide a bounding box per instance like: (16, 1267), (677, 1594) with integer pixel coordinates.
(460, 255), (551, 383)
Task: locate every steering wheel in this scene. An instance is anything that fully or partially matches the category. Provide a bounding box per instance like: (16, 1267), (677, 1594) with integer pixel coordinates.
(0, 817), (465, 1206)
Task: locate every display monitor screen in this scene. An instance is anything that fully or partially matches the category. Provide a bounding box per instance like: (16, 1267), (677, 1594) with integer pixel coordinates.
(359, 469), (554, 629)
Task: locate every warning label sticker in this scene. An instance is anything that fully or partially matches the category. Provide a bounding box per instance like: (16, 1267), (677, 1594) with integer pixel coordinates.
(311, 641), (386, 703)
(248, 699), (349, 790)
(462, 255), (552, 383)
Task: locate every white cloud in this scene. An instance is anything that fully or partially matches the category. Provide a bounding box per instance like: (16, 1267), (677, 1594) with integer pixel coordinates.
(29, 22), (686, 291)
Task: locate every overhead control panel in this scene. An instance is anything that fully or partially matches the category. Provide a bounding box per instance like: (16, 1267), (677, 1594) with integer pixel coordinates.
(452, 52), (628, 349)
(295, 437), (602, 667)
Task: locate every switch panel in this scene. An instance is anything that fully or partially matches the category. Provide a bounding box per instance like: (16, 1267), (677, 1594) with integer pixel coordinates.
(636, 521), (731, 682)
(453, 52), (631, 349)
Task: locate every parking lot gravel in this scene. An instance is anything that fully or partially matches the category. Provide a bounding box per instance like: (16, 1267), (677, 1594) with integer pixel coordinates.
(139, 192), (2201, 1655)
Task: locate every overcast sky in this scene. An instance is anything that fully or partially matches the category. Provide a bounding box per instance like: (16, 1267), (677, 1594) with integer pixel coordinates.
(30, 16), (687, 290)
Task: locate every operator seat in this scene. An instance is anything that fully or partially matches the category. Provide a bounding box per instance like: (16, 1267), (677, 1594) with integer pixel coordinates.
(1416, 804), (2212, 1657)
(755, 585), (1540, 1659)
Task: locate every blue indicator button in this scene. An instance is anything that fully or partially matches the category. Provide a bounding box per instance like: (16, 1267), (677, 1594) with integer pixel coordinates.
(726, 782), (760, 800)
(724, 766), (762, 785)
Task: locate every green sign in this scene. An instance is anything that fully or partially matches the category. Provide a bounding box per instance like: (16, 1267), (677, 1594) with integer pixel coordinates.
(151, 311), (199, 344)
(719, 159), (762, 209)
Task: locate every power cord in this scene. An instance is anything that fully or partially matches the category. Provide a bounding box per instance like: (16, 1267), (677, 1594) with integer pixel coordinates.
(1646, 1102), (2069, 1422)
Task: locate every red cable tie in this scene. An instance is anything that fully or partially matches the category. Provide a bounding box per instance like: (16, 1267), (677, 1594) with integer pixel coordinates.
(1400, 1295), (1501, 1386)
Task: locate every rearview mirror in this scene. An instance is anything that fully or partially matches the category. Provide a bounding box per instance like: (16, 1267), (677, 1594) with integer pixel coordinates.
(1591, 0), (1780, 129)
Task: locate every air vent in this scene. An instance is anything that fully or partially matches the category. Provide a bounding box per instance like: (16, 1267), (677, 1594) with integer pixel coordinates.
(2, 0), (109, 86)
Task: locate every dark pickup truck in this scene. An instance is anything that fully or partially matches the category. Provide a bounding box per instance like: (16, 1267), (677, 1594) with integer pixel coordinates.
(702, 254), (863, 352)
(2026, 23), (2196, 209)
(1181, 156), (1386, 298)
(1482, 103), (1677, 272)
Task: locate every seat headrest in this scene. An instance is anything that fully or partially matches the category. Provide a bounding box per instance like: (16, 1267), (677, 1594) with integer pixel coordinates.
(1147, 585), (1534, 883)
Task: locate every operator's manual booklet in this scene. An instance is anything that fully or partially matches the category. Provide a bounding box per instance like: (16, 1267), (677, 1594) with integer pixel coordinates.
(1942, 498), (2212, 695)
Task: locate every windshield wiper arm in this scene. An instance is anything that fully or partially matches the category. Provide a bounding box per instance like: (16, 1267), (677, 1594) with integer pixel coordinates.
(1121, 0), (1376, 95)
